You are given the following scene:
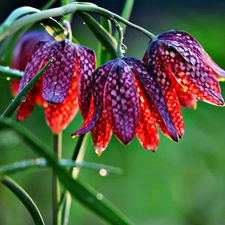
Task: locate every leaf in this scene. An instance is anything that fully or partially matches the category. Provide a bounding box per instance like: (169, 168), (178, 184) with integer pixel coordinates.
(1, 59), (52, 118)
(77, 12), (117, 58)
(40, 18), (67, 41)
(0, 158), (123, 176)
(0, 117), (134, 225)
(97, 17), (113, 66)
(0, 66), (23, 80)
(1, 176), (45, 225)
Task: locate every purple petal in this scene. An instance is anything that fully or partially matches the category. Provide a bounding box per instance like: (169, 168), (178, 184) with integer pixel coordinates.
(18, 42), (50, 92)
(77, 46), (96, 119)
(124, 57), (179, 141)
(158, 30), (225, 78)
(103, 59), (140, 144)
(42, 39), (76, 104)
(72, 60), (115, 136)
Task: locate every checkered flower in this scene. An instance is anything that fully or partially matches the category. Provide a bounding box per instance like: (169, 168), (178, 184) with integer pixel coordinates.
(72, 57), (183, 155)
(13, 31), (96, 134)
(143, 30), (225, 109)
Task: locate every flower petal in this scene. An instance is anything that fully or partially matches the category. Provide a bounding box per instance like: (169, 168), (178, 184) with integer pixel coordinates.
(77, 46), (96, 119)
(157, 31), (224, 105)
(91, 112), (112, 156)
(17, 78), (43, 121)
(18, 42), (50, 92)
(71, 61), (114, 136)
(125, 57), (180, 141)
(103, 59), (140, 144)
(146, 44), (185, 138)
(12, 31), (52, 71)
(157, 42), (223, 105)
(44, 63), (79, 134)
(158, 30), (225, 79)
(133, 72), (159, 151)
(170, 74), (197, 109)
(42, 40), (76, 104)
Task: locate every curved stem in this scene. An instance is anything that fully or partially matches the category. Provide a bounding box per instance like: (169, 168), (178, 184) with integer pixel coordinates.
(0, 2), (157, 42)
(112, 19), (124, 58)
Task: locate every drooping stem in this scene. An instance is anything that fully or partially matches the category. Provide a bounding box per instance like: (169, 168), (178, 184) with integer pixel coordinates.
(0, 2), (157, 43)
(111, 19), (125, 58)
(52, 132), (62, 225)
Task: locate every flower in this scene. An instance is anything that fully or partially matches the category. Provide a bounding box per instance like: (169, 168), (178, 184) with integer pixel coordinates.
(72, 57), (184, 155)
(143, 30), (225, 109)
(14, 31), (96, 134)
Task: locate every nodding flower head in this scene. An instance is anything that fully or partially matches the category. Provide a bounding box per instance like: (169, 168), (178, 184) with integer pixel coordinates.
(13, 31), (96, 134)
(143, 30), (225, 109)
(72, 57), (185, 155)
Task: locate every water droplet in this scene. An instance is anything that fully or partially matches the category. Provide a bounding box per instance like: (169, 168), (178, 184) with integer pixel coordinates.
(21, 96), (26, 102)
(11, 99), (14, 102)
(99, 168), (108, 177)
(96, 193), (103, 200)
(121, 43), (127, 54)
(83, 22), (86, 25)
(54, 82), (57, 85)
(6, 77), (10, 81)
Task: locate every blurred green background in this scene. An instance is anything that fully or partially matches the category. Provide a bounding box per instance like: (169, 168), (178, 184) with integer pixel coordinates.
(1, 0), (225, 224)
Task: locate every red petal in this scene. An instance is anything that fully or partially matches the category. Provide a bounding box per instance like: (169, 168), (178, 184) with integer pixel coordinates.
(103, 60), (140, 144)
(147, 43), (185, 138)
(17, 78), (42, 121)
(170, 74), (197, 109)
(44, 63), (79, 134)
(11, 80), (20, 96)
(133, 73), (159, 151)
(91, 112), (112, 155)
(72, 61), (113, 136)
(127, 57), (180, 141)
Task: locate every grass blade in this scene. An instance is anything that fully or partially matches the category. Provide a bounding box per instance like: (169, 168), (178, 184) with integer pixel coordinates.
(1, 176), (45, 225)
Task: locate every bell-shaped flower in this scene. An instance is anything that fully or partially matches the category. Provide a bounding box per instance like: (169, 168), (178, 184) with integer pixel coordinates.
(143, 30), (225, 109)
(72, 57), (184, 155)
(13, 31), (96, 134)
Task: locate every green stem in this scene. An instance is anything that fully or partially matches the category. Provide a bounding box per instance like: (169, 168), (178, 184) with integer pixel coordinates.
(52, 132), (62, 225)
(61, 133), (89, 225)
(0, 2), (157, 43)
(112, 19), (125, 58)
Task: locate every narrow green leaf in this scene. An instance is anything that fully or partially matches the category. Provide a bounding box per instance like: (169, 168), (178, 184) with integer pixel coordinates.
(0, 66), (23, 80)
(0, 117), (134, 225)
(77, 12), (117, 58)
(0, 158), (123, 176)
(1, 59), (52, 118)
(1, 176), (45, 225)
(40, 18), (67, 41)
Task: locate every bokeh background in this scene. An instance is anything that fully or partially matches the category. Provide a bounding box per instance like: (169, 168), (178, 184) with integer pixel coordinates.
(1, 0), (225, 224)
